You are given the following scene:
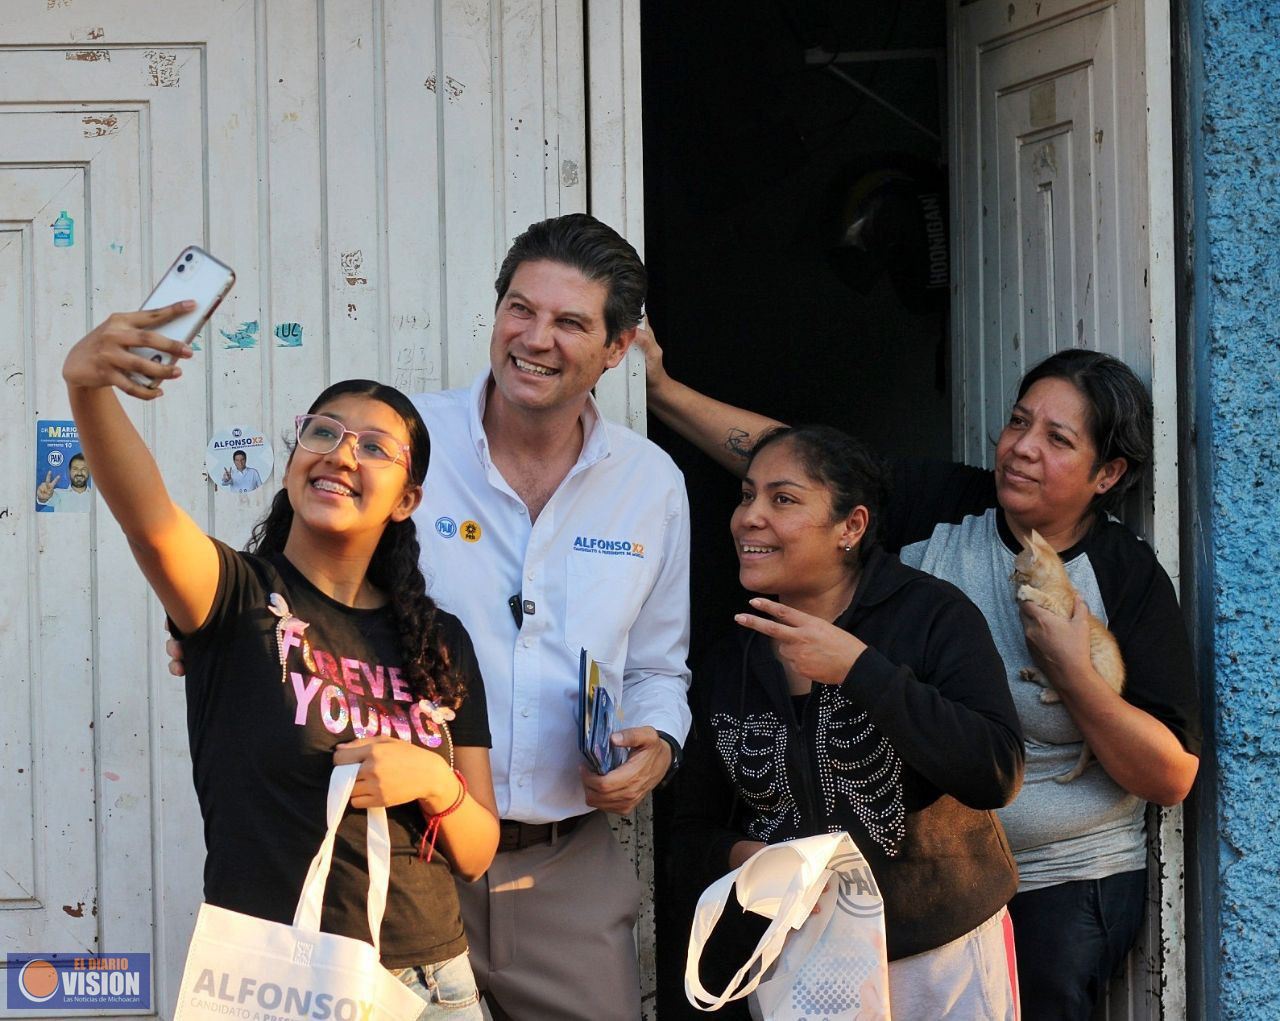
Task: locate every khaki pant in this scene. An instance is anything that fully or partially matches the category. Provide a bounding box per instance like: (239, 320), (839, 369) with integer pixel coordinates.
(456, 813), (643, 1021)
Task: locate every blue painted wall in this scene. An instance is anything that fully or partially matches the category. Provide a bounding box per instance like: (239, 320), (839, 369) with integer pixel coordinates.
(1193, 1), (1280, 1016)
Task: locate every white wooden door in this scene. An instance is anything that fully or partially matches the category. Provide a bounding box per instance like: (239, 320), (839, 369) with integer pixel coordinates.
(0, 2), (645, 1017)
(949, 0), (1182, 1017)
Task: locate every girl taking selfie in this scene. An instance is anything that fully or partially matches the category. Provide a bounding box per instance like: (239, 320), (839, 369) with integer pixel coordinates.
(62, 301), (499, 1018)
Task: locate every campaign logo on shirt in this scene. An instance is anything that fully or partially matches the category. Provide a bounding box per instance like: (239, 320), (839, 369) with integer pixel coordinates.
(572, 535), (646, 558)
(435, 516), (458, 539)
(460, 520), (482, 543)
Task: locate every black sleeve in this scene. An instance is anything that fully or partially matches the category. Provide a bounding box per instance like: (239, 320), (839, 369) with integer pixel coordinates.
(176, 541), (271, 725)
(882, 458), (998, 553)
(173, 539), (265, 645)
(1090, 527), (1202, 756)
(841, 592), (1025, 809)
(437, 613), (492, 749)
(669, 670), (749, 888)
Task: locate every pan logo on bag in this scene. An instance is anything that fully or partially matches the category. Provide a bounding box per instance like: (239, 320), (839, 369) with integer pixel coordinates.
(829, 852), (884, 919)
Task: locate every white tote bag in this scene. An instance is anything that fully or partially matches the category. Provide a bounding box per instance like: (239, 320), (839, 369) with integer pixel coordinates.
(685, 832), (891, 1021)
(173, 763), (425, 1021)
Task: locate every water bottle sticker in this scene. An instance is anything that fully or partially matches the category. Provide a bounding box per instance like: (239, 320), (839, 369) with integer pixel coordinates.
(52, 211), (74, 248)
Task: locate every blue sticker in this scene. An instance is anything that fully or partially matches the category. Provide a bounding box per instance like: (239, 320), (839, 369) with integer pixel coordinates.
(274, 321), (303, 347)
(52, 212), (74, 248)
(6, 953), (150, 1011)
(435, 516), (457, 539)
(219, 321), (259, 350)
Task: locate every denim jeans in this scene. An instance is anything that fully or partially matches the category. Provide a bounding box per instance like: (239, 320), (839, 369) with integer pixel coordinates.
(394, 952), (483, 1019)
(1007, 869), (1147, 1020)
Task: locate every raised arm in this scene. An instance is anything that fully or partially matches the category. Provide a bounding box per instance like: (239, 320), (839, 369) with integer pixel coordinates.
(636, 324), (785, 476)
(62, 303), (219, 634)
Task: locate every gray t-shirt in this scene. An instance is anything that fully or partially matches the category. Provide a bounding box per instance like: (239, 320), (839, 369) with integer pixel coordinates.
(887, 460), (1200, 891)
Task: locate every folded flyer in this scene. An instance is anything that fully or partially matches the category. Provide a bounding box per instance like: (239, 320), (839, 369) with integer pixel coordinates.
(577, 648), (625, 774)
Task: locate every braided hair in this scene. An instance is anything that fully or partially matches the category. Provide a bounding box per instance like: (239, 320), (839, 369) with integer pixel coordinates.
(246, 379), (465, 709)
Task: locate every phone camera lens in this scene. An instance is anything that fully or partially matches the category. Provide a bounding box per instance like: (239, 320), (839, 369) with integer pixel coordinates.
(184, 253), (193, 262)
(177, 264), (185, 272)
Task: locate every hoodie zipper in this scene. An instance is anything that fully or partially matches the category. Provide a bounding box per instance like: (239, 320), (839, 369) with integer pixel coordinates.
(740, 630), (825, 834)
(789, 687), (822, 832)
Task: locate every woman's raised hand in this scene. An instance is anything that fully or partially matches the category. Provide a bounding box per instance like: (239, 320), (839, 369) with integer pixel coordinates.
(633, 318), (671, 392)
(62, 302), (196, 399)
(735, 597), (867, 685)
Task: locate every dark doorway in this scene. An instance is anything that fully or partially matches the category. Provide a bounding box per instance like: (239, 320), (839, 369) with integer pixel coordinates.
(640, 1), (951, 1014)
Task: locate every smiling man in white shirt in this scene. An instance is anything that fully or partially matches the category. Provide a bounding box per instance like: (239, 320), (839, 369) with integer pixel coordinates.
(221, 449), (264, 493)
(411, 213), (691, 1021)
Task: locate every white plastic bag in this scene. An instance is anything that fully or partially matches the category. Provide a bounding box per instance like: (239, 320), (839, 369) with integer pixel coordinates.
(685, 832), (890, 1020)
(173, 763), (425, 1020)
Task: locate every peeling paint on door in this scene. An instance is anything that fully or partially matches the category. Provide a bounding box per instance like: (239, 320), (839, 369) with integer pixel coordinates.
(340, 250), (367, 285)
(144, 49), (179, 87)
(1030, 80), (1055, 127)
(82, 114), (119, 138)
(423, 74), (465, 100)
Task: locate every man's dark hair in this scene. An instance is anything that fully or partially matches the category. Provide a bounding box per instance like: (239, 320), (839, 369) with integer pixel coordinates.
(69, 453), (87, 467)
(1016, 349), (1153, 516)
(232, 449), (247, 461)
(493, 213), (646, 345)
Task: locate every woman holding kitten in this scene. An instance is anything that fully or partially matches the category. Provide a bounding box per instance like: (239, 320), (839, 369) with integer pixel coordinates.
(643, 337), (1200, 1020)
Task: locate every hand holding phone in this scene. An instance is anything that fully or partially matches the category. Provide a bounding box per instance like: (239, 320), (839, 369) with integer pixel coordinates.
(130, 247), (236, 386)
(62, 302), (198, 398)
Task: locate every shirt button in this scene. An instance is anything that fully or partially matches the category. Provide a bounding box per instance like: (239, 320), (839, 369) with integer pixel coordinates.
(521, 707), (531, 718)
(518, 777), (527, 788)
(520, 637), (531, 648)
(526, 571), (534, 581)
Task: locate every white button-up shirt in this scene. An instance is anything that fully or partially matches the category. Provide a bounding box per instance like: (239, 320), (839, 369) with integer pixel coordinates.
(412, 374), (692, 823)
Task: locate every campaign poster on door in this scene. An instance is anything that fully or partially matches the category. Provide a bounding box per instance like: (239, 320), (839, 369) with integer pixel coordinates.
(34, 420), (92, 513)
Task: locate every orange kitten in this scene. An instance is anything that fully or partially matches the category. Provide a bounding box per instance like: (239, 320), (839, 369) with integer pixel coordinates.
(1011, 529), (1126, 784)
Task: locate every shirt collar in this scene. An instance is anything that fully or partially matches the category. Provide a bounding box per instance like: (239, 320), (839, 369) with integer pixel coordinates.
(465, 371), (612, 471)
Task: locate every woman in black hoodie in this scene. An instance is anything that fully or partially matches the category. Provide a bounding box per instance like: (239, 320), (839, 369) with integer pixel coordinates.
(674, 425), (1024, 1019)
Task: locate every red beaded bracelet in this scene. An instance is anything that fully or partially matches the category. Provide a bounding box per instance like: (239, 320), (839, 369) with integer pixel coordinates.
(419, 769), (468, 863)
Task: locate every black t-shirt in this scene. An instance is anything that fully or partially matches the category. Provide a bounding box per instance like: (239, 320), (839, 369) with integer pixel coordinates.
(180, 540), (491, 969)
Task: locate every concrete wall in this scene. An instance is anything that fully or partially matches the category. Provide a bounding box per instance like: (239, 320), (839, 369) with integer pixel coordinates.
(1190, 1), (1280, 1016)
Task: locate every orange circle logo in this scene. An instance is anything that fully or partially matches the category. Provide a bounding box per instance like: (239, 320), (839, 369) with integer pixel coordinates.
(19, 959), (59, 1001)
(460, 520), (482, 543)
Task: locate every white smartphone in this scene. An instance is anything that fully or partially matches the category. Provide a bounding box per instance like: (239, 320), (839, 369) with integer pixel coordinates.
(130, 246), (236, 386)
